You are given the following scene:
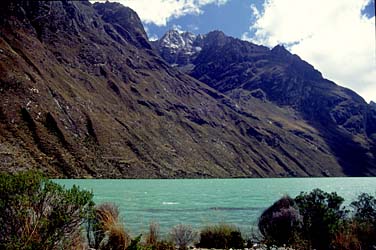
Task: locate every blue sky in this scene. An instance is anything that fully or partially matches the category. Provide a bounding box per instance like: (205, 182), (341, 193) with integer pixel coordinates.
(141, 0), (374, 41)
(144, 0), (264, 40)
(95, 0), (375, 102)
(362, 0), (375, 18)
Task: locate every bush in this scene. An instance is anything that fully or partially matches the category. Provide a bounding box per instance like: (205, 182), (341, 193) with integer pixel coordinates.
(350, 193), (376, 250)
(146, 222), (160, 246)
(0, 171), (94, 250)
(197, 224), (244, 249)
(169, 224), (197, 250)
(126, 234), (174, 250)
(257, 190), (376, 250)
(351, 193), (376, 225)
(294, 189), (346, 250)
(152, 240), (175, 250)
(127, 235), (145, 250)
(140, 222), (175, 250)
(91, 202), (130, 250)
(332, 221), (361, 250)
(258, 196), (302, 246)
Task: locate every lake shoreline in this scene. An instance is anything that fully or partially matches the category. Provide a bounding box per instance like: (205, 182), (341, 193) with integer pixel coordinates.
(54, 177), (376, 235)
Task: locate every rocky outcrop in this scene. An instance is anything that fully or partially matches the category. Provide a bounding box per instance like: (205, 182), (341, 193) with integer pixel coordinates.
(151, 29), (202, 68)
(94, 1), (150, 49)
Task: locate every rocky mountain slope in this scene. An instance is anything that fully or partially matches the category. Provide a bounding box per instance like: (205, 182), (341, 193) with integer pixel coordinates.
(154, 30), (376, 176)
(0, 0), (374, 177)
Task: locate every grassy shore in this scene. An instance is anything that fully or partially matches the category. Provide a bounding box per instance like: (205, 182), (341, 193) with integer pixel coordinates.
(0, 171), (375, 250)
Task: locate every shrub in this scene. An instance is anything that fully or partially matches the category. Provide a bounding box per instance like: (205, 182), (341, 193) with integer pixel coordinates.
(126, 234), (174, 250)
(169, 224), (197, 250)
(332, 221), (361, 250)
(127, 235), (144, 250)
(351, 193), (376, 225)
(294, 189), (346, 250)
(258, 190), (376, 250)
(258, 196), (302, 246)
(198, 224), (244, 249)
(142, 222), (175, 250)
(0, 171), (94, 250)
(350, 193), (376, 250)
(152, 240), (175, 250)
(91, 202), (130, 250)
(146, 222), (160, 246)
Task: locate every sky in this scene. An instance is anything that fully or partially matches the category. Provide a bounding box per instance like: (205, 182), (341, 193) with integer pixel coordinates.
(93, 0), (376, 103)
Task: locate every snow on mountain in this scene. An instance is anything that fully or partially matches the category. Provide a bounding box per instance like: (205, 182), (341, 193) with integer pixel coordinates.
(151, 29), (202, 66)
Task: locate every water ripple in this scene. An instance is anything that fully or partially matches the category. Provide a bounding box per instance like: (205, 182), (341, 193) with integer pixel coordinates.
(144, 207), (263, 213)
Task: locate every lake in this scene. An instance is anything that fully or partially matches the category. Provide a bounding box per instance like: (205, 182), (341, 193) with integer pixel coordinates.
(55, 178), (376, 236)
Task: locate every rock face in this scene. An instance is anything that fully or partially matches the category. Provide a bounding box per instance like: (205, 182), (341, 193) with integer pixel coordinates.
(151, 29), (202, 69)
(0, 1), (375, 178)
(370, 101), (376, 109)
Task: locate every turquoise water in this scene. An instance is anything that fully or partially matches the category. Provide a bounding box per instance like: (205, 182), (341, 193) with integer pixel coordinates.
(55, 178), (376, 236)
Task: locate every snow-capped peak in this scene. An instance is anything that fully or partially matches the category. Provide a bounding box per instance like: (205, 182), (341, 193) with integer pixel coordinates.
(154, 29), (202, 66)
(160, 30), (197, 51)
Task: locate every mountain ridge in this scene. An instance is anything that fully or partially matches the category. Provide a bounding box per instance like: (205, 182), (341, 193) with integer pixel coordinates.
(0, 1), (375, 177)
(153, 29), (376, 176)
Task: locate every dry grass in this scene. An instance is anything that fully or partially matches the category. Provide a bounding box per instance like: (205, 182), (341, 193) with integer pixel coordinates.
(146, 221), (160, 245)
(96, 203), (120, 230)
(170, 224), (198, 249)
(95, 203), (130, 250)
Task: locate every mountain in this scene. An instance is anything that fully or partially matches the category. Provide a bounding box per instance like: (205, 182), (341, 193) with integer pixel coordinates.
(153, 30), (376, 176)
(370, 101), (376, 109)
(152, 29), (201, 68)
(0, 1), (374, 178)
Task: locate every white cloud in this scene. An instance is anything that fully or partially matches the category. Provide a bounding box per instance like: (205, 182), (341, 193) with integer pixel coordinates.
(244, 0), (375, 102)
(148, 34), (159, 41)
(172, 24), (184, 33)
(104, 0), (228, 26)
